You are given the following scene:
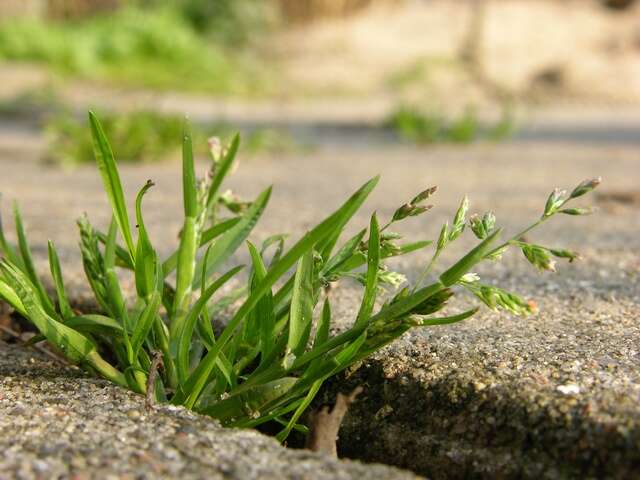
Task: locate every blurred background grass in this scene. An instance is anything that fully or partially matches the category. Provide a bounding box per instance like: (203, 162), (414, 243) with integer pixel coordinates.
(0, 0), (639, 163)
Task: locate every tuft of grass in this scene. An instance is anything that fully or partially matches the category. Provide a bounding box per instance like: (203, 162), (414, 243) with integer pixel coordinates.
(0, 111), (599, 442)
(45, 110), (298, 165)
(0, 6), (265, 94)
(386, 105), (516, 144)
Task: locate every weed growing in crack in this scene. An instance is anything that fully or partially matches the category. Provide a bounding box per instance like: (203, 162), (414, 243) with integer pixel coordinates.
(0, 112), (599, 441)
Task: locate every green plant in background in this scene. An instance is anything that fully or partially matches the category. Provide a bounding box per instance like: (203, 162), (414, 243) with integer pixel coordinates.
(387, 105), (515, 144)
(0, 112), (599, 441)
(0, 6), (265, 94)
(45, 110), (298, 165)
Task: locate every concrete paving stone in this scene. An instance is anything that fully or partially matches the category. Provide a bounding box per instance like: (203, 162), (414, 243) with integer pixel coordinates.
(1, 132), (638, 478)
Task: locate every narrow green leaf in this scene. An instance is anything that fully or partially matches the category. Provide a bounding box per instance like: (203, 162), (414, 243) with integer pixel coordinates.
(284, 249), (314, 368)
(206, 134), (239, 210)
(320, 228), (366, 275)
(0, 198), (23, 268)
(134, 180), (159, 299)
(315, 298), (331, 346)
(88, 111), (135, 261)
(176, 265), (244, 384)
(0, 259), (126, 386)
(439, 228), (502, 287)
(129, 291), (161, 358)
(0, 277), (26, 317)
(65, 314), (124, 333)
(317, 176), (379, 260)
(246, 241), (275, 361)
(195, 187), (271, 284)
(14, 204), (56, 317)
(200, 377), (298, 422)
(421, 307), (479, 326)
(161, 217), (241, 277)
(47, 240), (73, 320)
(276, 380), (323, 442)
(182, 120), (198, 218)
(355, 213), (380, 326)
(103, 218), (128, 324)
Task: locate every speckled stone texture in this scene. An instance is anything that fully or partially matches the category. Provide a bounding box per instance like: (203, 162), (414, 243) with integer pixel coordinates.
(1, 123), (639, 478)
(0, 346), (420, 480)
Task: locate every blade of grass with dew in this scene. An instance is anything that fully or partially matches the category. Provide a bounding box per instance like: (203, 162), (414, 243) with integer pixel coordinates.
(88, 111), (135, 262)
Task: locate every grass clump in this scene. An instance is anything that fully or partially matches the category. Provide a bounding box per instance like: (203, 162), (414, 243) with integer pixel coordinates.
(387, 105), (516, 145)
(0, 7), (263, 94)
(45, 110), (298, 165)
(0, 112), (599, 441)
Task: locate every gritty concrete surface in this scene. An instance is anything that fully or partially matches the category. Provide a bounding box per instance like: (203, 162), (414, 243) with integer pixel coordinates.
(0, 123), (639, 478)
(0, 345), (420, 480)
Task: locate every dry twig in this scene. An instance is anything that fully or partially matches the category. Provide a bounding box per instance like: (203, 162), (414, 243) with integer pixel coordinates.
(306, 386), (363, 457)
(145, 350), (164, 410)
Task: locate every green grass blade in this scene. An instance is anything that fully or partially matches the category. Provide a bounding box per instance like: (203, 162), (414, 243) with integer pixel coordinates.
(13, 204), (56, 317)
(284, 249), (314, 368)
(175, 177), (379, 408)
(275, 380), (323, 442)
(0, 277), (27, 317)
(315, 298), (331, 346)
(206, 134), (239, 210)
(246, 241), (275, 361)
(200, 377), (298, 422)
(103, 218), (129, 325)
(176, 265), (244, 384)
(0, 198), (23, 268)
(0, 259), (126, 386)
(182, 120), (198, 218)
(355, 213), (380, 326)
(65, 314), (124, 334)
(320, 228), (366, 275)
(96, 230), (133, 269)
(194, 187), (271, 284)
(162, 217), (240, 277)
(47, 240), (73, 320)
(439, 228), (502, 286)
(421, 307), (479, 326)
(88, 111), (135, 261)
(129, 291), (161, 357)
(134, 180), (158, 299)
(316, 176), (380, 260)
